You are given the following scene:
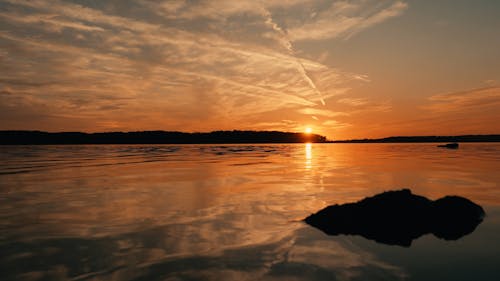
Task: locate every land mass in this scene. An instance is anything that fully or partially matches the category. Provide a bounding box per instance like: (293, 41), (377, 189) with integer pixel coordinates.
(1, 131), (499, 145)
(330, 135), (500, 143)
(0, 130), (327, 145)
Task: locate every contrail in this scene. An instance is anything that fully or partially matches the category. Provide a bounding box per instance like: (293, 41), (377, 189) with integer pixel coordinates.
(263, 10), (326, 106)
(297, 60), (326, 105)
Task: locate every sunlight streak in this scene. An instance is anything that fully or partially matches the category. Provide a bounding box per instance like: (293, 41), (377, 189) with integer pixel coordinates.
(305, 143), (312, 170)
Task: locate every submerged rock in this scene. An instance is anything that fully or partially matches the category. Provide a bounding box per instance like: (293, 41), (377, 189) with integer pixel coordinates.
(304, 189), (484, 247)
(437, 142), (459, 149)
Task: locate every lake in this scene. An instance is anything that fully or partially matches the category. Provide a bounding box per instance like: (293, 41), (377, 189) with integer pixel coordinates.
(1, 143), (499, 281)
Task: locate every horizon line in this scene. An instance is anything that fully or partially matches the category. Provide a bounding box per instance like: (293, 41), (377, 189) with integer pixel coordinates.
(1, 130), (500, 143)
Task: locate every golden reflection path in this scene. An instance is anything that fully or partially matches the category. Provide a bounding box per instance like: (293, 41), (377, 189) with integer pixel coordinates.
(305, 143), (312, 170)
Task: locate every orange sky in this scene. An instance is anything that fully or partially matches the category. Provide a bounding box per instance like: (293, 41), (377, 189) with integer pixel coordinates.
(1, 0), (499, 140)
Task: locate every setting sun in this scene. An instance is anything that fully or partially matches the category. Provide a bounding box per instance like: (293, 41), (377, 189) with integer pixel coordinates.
(305, 127), (312, 134)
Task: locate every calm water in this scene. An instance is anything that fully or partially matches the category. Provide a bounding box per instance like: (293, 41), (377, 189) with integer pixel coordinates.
(1, 143), (499, 281)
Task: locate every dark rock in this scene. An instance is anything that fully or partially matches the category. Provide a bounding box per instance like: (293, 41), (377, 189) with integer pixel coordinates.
(431, 196), (485, 240)
(304, 189), (485, 247)
(437, 142), (459, 149)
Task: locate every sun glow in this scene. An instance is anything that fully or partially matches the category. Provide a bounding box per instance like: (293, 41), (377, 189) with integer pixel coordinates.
(305, 127), (312, 134)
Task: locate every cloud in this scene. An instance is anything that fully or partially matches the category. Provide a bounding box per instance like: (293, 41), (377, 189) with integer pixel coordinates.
(0, 0), (407, 132)
(298, 107), (349, 118)
(3, 0), (158, 32)
(288, 1), (408, 41)
(337, 97), (369, 106)
(364, 86), (500, 137)
(249, 120), (304, 132)
(322, 119), (351, 129)
(415, 86), (500, 134)
(424, 86), (500, 113)
(145, 0), (309, 20)
(0, 12), (105, 33)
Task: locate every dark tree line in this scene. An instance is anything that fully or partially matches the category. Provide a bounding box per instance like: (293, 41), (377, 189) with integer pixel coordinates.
(331, 135), (500, 143)
(0, 130), (327, 144)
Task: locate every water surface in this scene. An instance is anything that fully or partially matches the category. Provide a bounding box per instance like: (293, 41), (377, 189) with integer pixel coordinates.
(1, 143), (499, 280)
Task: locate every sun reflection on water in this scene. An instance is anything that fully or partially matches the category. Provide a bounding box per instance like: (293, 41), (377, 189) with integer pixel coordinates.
(305, 143), (312, 169)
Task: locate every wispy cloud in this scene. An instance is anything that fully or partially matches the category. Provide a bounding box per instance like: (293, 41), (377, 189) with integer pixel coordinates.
(288, 1), (408, 41)
(0, 0), (408, 133)
(298, 107), (349, 118)
(321, 119), (352, 129)
(0, 12), (105, 32)
(424, 86), (500, 113)
(337, 97), (369, 106)
(366, 86), (500, 137)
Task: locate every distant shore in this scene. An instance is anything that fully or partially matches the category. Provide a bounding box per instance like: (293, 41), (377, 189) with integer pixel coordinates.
(0, 130), (326, 145)
(1, 130), (499, 145)
(329, 135), (500, 143)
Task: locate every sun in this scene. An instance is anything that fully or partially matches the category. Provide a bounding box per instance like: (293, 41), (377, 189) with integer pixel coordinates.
(305, 127), (312, 134)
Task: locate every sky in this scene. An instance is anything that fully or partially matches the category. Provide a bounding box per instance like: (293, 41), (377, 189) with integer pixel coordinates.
(0, 0), (499, 139)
